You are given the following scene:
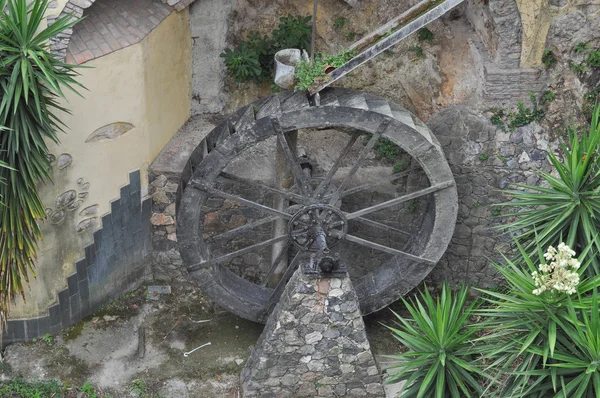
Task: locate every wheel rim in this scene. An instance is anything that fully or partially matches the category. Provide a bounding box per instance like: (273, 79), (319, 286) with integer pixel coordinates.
(177, 88), (458, 323)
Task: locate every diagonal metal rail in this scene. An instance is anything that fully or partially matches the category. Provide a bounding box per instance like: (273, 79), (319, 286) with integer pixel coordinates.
(308, 0), (465, 95)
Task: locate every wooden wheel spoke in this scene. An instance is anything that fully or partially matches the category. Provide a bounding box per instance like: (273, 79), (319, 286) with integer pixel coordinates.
(275, 129), (313, 197)
(332, 168), (420, 199)
(312, 133), (359, 199)
(344, 234), (435, 265)
(187, 235), (288, 272)
(261, 241), (292, 287)
(352, 217), (412, 237)
(207, 216), (279, 242)
(328, 120), (390, 205)
(219, 172), (310, 205)
(345, 181), (454, 220)
(190, 179), (292, 220)
(263, 251), (305, 315)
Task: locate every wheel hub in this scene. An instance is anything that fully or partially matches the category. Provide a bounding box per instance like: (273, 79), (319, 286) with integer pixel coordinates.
(288, 204), (347, 252)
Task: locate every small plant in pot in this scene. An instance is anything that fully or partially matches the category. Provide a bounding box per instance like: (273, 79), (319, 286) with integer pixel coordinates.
(293, 48), (357, 91)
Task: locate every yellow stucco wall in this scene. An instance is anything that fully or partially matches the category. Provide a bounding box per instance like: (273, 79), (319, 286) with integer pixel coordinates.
(12, 10), (191, 318)
(516, 0), (552, 68)
(516, 0), (600, 67)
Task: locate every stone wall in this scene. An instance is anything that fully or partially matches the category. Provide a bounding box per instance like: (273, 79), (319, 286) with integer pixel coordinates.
(465, 0), (548, 105)
(482, 61), (547, 103)
(466, 0), (523, 69)
(189, 0), (233, 114)
(241, 270), (384, 397)
(148, 173), (180, 251)
(426, 107), (554, 286)
(2, 171), (152, 347)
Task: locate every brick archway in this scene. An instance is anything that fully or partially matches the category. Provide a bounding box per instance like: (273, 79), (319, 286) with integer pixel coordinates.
(48, 0), (196, 62)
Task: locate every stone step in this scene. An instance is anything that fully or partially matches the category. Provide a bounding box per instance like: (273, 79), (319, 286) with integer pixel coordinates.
(338, 92), (368, 110)
(233, 105), (256, 132)
(389, 102), (416, 130)
(364, 95), (394, 118)
(318, 89), (341, 107)
(281, 91), (310, 113)
(256, 96), (282, 119)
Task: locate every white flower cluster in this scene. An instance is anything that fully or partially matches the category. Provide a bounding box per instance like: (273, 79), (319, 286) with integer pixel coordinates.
(532, 243), (581, 295)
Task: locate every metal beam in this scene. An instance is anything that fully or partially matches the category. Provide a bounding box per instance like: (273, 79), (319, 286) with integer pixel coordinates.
(308, 0), (465, 94)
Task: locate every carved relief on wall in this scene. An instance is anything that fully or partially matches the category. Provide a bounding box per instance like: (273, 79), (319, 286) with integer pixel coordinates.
(45, 153), (99, 234)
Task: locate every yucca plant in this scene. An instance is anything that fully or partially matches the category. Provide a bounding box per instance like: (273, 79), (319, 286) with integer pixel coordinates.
(384, 284), (487, 398)
(0, 0), (82, 329)
(475, 241), (600, 397)
(520, 291), (600, 398)
(496, 103), (600, 278)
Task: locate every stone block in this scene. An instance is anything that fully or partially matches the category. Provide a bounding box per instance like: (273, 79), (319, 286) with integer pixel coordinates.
(241, 270), (384, 397)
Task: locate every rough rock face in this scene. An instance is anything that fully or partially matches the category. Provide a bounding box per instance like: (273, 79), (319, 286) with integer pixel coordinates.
(223, 0), (483, 120)
(241, 270), (384, 398)
(426, 106), (555, 286)
(546, 10), (600, 57)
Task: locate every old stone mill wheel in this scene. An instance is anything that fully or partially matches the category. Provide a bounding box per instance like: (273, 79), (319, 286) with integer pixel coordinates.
(177, 88), (458, 324)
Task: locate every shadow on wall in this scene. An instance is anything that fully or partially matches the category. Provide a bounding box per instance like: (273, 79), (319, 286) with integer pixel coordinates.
(2, 171), (152, 347)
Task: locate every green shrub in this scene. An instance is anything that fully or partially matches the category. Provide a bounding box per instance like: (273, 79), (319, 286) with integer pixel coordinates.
(406, 199), (418, 213)
(490, 109), (506, 130)
(574, 42), (590, 53)
(346, 31), (356, 41)
(221, 14), (312, 84)
(490, 92), (544, 132)
(583, 86), (600, 122)
(542, 49), (556, 68)
(129, 380), (149, 397)
(294, 59), (327, 92)
(333, 17), (346, 30)
(508, 92), (544, 130)
(272, 15), (312, 53)
(220, 42), (262, 82)
(385, 284), (487, 397)
(586, 49), (600, 68)
(0, 0), (82, 329)
(495, 103), (600, 277)
(476, 242), (600, 397)
(293, 49), (355, 91)
(570, 61), (587, 73)
(529, 292), (600, 397)
(409, 45), (425, 59)
(0, 378), (62, 397)
(81, 381), (98, 398)
(392, 161), (405, 174)
(373, 138), (401, 161)
(417, 27), (434, 43)
(246, 31), (277, 79)
(542, 90), (555, 102)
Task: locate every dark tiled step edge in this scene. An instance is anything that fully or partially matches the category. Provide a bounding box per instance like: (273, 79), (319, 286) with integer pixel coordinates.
(2, 170), (152, 348)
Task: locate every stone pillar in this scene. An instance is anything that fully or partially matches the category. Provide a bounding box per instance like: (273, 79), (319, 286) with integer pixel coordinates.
(241, 269), (384, 397)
